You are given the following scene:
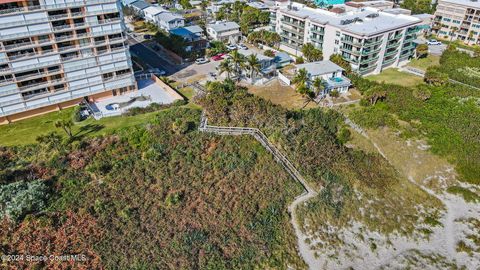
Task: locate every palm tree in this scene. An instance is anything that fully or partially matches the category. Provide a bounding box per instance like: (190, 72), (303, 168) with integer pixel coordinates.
(218, 59), (234, 80)
(54, 119), (74, 139)
(312, 77), (325, 97)
(292, 68), (309, 87)
(450, 26), (458, 41)
(296, 83), (316, 109)
(301, 43), (323, 62)
(246, 54), (261, 83)
(230, 50), (245, 82)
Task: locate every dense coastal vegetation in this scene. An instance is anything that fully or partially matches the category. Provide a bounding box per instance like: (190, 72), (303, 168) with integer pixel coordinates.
(0, 108), (306, 269)
(350, 49), (480, 185)
(198, 81), (442, 252)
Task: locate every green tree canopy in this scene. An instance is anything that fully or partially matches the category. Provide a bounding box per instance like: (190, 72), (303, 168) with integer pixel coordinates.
(301, 43), (323, 62)
(329, 54), (352, 74)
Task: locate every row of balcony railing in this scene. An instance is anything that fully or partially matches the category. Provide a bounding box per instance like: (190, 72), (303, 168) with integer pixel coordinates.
(0, 0), (116, 16)
(0, 78), (134, 116)
(1, 17), (122, 40)
(0, 47), (128, 76)
(1, 29), (125, 54)
(0, 68), (133, 101)
(3, 37), (126, 63)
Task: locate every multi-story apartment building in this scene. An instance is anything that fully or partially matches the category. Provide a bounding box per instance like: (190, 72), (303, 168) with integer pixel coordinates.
(269, 3), (421, 75)
(0, 0), (136, 124)
(432, 0), (480, 45)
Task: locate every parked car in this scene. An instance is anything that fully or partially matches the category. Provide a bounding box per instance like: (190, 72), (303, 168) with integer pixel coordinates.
(237, 43), (247, 50)
(144, 34), (152, 40)
(211, 53), (225, 61)
(427, 39), (442, 45)
(148, 68), (166, 76)
(195, 57), (209, 64)
(226, 44), (237, 50)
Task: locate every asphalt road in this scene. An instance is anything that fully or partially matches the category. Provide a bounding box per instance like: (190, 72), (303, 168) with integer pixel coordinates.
(127, 35), (182, 75)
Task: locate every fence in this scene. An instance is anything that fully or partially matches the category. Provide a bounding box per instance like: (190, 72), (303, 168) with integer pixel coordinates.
(198, 112), (314, 194)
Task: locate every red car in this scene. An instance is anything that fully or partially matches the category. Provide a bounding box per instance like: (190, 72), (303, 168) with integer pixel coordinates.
(211, 53), (225, 61)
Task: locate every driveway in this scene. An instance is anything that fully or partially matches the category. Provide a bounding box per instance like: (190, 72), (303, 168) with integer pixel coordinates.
(428, 43), (447, 56)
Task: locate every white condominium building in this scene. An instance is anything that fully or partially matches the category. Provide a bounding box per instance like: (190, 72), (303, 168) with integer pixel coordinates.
(432, 0), (480, 45)
(269, 3), (422, 75)
(0, 0), (136, 124)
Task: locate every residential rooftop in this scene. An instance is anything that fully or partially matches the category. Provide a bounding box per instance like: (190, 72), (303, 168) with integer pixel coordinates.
(237, 49), (274, 62)
(247, 2), (270, 9)
(131, 0), (151, 10)
(157, 12), (184, 22)
(279, 3), (421, 36)
(207, 21), (240, 32)
(296, 60), (344, 76)
(169, 25), (204, 37)
(143, 6), (166, 15)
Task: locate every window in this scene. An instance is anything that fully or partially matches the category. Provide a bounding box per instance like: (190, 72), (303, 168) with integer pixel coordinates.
(336, 31), (340, 37)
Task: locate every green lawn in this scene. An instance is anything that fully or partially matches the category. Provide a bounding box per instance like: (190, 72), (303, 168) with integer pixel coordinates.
(178, 86), (195, 100)
(366, 68), (424, 87)
(0, 108), (159, 146)
(407, 55), (440, 71)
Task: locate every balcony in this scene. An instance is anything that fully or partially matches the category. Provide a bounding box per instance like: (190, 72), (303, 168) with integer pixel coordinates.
(404, 35), (415, 43)
(15, 68), (61, 82)
(281, 19), (305, 29)
(358, 65), (376, 73)
(341, 38), (363, 47)
(19, 78), (65, 92)
(3, 42), (34, 51)
(280, 24), (304, 35)
(401, 44), (415, 51)
(384, 49), (398, 57)
(382, 57), (396, 66)
(0, 0), (116, 17)
(343, 57), (359, 64)
(280, 33), (304, 43)
(361, 47), (380, 56)
(310, 28), (324, 35)
(360, 56), (379, 64)
(386, 40), (401, 49)
(8, 51), (37, 61)
(310, 35), (323, 43)
(0, 77), (15, 86)
(52, 24), (73, 31)
(341, 46), (361, 56)
(49, 13), (70, 21)
(364, 39), (382, 46)
(388, 33), (403, 41)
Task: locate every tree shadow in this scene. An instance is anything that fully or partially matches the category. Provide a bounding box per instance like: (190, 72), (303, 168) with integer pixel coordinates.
(74, 124), (105, 140)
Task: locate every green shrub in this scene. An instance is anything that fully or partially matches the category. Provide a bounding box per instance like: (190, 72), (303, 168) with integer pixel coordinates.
(295, 56), (304, 64)
(264, 50), (275, 57)
(447, 186), (480, 203)
(329, 90), (340, 98)
(424, 67), (449, 86)
(0, 180), (50, 222)
(337, 127), (351, 144)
